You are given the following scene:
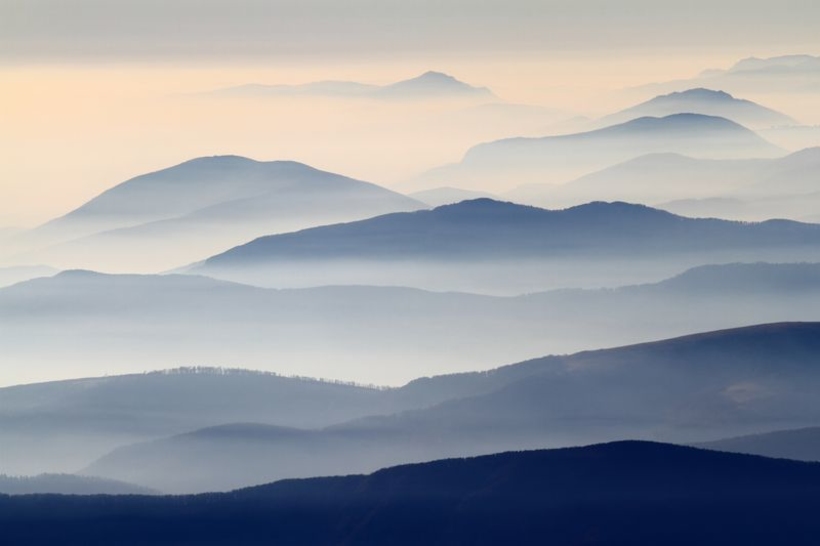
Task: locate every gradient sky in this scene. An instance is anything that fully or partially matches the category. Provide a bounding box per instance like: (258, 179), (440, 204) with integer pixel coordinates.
(1, 0), (819, 227)
(2, 0), (820, 61)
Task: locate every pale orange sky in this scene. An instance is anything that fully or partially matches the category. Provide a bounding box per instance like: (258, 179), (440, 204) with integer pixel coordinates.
(7, 50), (815, 228)
(4, 0), (820, 227)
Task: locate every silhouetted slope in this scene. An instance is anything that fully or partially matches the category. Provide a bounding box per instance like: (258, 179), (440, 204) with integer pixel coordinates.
(4, 442), (820, 545)
(695, 427), (820, 462)
(599, 88), (795, 128)
(84, 323), (820, 492)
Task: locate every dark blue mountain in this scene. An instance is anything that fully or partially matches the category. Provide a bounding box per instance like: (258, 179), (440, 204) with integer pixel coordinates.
(3, 442), (820, 545)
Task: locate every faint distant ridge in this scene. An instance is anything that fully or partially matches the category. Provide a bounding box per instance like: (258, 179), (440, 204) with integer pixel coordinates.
(375, 71), (494, 99)
(599, 88), (795, 128)
(724, 54), (820, 75)
(657, 262), (820, 293)
(209, 71), (495, 100)
(694, 426), (820, 462)
(0, 473), (156, 495)
(458, 113), (782, 174)
(506, 146), (820, 212)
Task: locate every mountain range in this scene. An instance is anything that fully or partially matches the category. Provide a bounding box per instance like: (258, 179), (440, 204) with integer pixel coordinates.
(11, 156), (423, 271)
(69, 322), (820, 492)
(3, 262), (820, 396)
(506, 147), (820, 219)
(5, 442), (820, 545)
(631, 54), (820, 99)
(191, 199), (820, 292)
(415, 113), (782, 191)
(598, 88), (795, 129)
(209, 71), (495, 101)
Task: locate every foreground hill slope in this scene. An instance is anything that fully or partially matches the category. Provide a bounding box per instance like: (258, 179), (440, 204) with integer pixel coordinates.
(4, 442), (820, 545)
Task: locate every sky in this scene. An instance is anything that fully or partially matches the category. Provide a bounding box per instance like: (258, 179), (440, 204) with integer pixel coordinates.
(1, 0), (819, 227)
(3, 0), (820, 61)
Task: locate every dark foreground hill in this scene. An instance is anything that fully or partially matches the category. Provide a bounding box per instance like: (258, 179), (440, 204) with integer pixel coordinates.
(3, 442), (820, 545)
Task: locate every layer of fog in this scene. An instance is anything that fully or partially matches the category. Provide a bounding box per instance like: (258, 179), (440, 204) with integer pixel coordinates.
(78, 323), (820, 493)
(3, 262), (820, 390)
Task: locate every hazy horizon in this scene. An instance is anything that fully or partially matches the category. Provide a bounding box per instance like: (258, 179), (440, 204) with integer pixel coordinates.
(4, 2), (820, 522)
(4, 1), (820, 226)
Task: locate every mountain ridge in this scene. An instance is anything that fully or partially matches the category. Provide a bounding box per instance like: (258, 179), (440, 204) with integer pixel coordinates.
(6, 441), (820, 545)
(209, 71), (495, 100)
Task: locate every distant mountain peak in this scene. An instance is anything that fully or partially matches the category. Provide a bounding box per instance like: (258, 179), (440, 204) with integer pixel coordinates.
(599, 89), (795, 130)
(214, 71), (494, 100)
(617, 113), (747, 131)
(412, 71), (461, 83)
(381, 71), (494, 98)
(729, 54), (820, 73)
(187, 154), (255, 163)
(659, 88), (734, 100)
(55, 269), (104, 279)
(562, 200), (680, 220)
(434, 197), (528, 211)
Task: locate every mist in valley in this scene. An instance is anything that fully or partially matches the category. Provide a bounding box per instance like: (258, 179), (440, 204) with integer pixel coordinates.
(3, 3), (820, 540)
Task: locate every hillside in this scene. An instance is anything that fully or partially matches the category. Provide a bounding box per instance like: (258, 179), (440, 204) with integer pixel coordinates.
(4, 442), (820, 545)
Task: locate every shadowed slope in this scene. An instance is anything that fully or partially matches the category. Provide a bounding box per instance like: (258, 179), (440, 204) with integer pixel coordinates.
(4, 442), (820, 545)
